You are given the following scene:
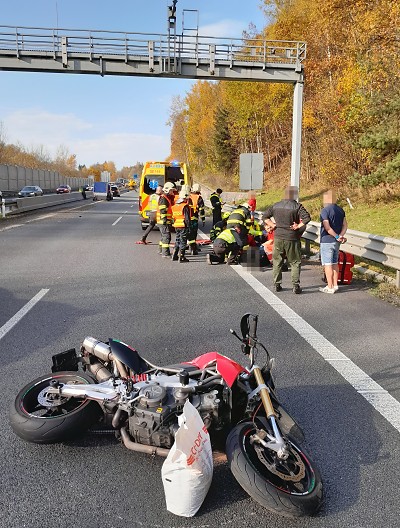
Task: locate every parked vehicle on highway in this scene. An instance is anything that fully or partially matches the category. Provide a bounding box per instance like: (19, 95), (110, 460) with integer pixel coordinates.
(9, 314), (323, 518)
(56, 185), (71, 194)
(139, 160), (191, 230)
(93, 181), (112, 201)
(18, 185), (44, 197)
(110, 185), (120, 197)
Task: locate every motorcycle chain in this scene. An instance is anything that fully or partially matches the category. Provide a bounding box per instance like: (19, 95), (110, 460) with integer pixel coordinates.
(253, 443), (306, 482)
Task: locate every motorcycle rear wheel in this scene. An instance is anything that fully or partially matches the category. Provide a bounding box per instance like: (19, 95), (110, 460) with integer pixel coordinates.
(10, 371), (101, 444)
(226, 421), (323, 517)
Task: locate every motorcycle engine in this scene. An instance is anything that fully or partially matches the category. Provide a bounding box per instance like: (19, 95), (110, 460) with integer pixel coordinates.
(128, 379), (221, 448)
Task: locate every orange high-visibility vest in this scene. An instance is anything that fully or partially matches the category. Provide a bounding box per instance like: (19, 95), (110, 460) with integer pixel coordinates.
(171, 202), (187, 228)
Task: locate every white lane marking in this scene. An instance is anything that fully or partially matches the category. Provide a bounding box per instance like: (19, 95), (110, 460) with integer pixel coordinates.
(112, 216), (122, 226)
(232, 265), (400, 433)
(124, 210), (128, 214)
(0, 224), (23, 232)
(0, 289), (49, 341)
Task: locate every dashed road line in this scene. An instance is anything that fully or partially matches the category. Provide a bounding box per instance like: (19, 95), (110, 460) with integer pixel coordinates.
(0, 289), (49, 341)
(112, 216), (123, 226)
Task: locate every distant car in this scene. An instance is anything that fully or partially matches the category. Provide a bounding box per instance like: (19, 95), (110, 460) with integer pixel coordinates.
(56, 185), (72, 194)
(111, 185), (120, 197)
(18, 186), (44, 197)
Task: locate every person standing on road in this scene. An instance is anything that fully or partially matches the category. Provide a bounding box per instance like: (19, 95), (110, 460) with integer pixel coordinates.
(136, 185), (163, 245)
(319, 190), (348, 294)
(188, 183), (206, 255)
(263, 186), (311, 294)
(210, 188), (223, 226)
(157, 182), (176, 257)
(171, 188), (191, 263)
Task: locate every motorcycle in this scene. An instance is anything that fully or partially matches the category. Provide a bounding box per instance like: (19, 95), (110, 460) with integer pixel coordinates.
(9, 314), (323, 517)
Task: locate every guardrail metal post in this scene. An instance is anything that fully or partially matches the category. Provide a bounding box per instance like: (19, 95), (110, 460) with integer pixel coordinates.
(396, 270), (400, 289)
(1, 198), (6, 218)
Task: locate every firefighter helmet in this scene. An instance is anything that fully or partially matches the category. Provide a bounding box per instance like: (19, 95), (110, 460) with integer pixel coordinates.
(163, 182), (175, 193)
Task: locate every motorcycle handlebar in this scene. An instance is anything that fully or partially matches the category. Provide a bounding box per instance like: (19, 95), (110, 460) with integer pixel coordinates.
(249, 315), (258, 340)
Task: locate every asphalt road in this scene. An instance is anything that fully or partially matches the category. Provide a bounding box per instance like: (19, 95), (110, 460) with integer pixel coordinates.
(1, 191), (399, 528)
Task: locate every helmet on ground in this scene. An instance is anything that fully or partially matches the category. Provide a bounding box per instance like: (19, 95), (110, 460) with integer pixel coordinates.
(222, 212), (230, 220)
(163, 182), (175, 193)
(191, 183), (201, 193)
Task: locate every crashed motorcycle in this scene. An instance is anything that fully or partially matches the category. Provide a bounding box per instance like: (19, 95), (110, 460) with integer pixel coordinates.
(10, 314), (323, 517)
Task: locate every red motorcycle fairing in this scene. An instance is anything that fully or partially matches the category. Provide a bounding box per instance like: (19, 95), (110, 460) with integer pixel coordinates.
(185, 352), (246, 388)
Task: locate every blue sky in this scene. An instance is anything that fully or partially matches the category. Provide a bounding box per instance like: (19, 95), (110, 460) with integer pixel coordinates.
(0, 1), (266, 169)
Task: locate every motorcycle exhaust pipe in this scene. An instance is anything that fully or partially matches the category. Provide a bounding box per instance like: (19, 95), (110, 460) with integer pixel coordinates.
(120, 427), (170, 457)
(82, 337), (128, 379)
(86, 360), (113, 382)
(82, 337), (112, 362)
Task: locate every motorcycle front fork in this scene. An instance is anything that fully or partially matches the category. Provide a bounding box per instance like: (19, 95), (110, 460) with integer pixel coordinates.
(249, 366), (290, 460)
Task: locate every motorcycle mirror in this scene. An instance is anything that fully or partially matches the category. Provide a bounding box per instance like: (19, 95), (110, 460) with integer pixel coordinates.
(240, 313), (251, 340)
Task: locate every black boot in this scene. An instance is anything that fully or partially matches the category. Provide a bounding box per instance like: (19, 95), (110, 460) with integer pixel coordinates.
(190, 243), (198, 256)
(179, 251), (189, 263)
(172, 248), (179, 261)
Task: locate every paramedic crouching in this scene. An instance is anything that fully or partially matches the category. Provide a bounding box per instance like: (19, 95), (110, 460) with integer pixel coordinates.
(207, 224), (245, 265)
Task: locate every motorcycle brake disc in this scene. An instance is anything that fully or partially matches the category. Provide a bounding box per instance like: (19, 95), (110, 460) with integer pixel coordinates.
(253, 443), (306, 482)
(37, 387), (69, 408)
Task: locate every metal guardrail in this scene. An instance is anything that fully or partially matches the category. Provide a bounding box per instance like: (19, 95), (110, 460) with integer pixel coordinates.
(0, 25), (306, 65)
(302, 221), (400, 287)
(1, 192), (92, 217)
(0, 26), (306, 82)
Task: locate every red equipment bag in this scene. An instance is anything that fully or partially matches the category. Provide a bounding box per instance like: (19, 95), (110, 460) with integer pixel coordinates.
(337, 250), (355, 284)
(323, 250), (355, 285)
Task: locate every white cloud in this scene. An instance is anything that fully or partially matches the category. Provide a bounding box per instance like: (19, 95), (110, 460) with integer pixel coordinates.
(199, 19), (247, 38)
(2, 109), (171, 168)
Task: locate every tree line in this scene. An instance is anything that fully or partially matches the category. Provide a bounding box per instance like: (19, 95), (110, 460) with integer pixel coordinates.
(167, 0), (400, 201)
(0, 123), (142, 183)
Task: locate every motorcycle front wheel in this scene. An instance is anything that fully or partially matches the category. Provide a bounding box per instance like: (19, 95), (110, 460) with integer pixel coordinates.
(226, 421), (323, 517)
(10, 371), (101, 444)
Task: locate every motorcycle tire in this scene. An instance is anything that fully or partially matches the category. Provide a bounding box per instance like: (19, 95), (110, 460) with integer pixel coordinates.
(226, 421), (323, 517)
(10, 371), (102, 444)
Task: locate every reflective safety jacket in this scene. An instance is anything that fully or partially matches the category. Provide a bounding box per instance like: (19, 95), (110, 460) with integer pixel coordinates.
(210, 219), (227, 241)
(214, 227), (244, 248)
(171, 201), (191, 228)
(156, 194), (174, 225)
(148, 192), (160, 212)
(210, 192), (222, 210)
(227, 206), (252, 231)
(189, 193), (205, 222)
(249, 222), (263, 237)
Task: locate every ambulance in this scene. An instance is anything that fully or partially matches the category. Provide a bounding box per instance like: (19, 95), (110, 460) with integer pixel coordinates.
(138, 160), (191, 230)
